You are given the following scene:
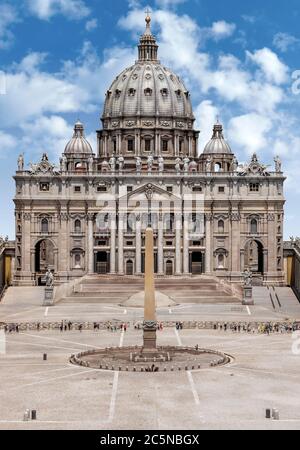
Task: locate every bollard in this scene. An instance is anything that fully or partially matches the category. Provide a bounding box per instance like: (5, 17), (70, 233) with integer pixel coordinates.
(266, 409), (271, 419)
(31, 410), (37, 421)
(272, 409), (280, 421)
(43, 354), (47, 361)
(23, 409), (30, 422)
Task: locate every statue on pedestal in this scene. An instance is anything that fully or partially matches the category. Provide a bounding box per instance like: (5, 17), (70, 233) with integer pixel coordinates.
(147, 155), (154, 172)
(232, 156), (238, 172)
(175, 157), (181, 174)
(243, 268), (253, 287)
(45, 268), (54, 287)
(136, 157), (142, 174)
(183, 156), (190, 173)
(206, 156), (212, 173)
(158, 155), (164, 173)
(17, 154), (24, 171)
(118, 156), (125, 172)
(274, 156), (282, 173)
(109, 155), (116, 172)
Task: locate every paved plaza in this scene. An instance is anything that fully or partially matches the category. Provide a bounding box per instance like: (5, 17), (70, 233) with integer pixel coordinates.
(0, 320), (300, 430)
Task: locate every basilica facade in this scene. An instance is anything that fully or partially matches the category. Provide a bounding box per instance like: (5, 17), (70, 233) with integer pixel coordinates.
(13, 16), (285, 286)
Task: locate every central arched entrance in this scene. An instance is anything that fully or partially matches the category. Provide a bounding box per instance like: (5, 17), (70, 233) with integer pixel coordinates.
(244, 240), (264, 274)
(166, 260), (173, 276)
(95, 252), (109, 274)
(35, 239), (55, 285)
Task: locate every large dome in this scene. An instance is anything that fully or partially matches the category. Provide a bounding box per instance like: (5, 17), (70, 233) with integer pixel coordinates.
(102, 16), (194, 121)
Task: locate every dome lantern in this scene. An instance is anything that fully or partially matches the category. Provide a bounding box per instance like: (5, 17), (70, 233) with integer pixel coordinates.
(138, 13), (159, 62)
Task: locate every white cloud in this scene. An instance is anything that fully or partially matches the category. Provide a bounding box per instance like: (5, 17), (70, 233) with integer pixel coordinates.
(85, 18), (98, 32)
(27, 0), (90, 20)
(210, 21), (236, 40)
(194, 100), (219, 152)
(228, 113), (273, 154)
(0, 3), (19, 49)
(273, 32), (299, 52)
(0, 131), (17, 157)
(246, 48), (289, 85)
(155, 0), (187, 8)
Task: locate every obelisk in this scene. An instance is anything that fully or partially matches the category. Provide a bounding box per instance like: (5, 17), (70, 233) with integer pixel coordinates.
(142, 227), (158, 353)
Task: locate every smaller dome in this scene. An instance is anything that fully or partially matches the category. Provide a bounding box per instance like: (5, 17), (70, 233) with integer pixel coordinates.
(203, 121), (232, 154)
(64, 121), (93, 155)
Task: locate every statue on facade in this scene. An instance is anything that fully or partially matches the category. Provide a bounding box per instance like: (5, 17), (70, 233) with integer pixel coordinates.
(136, 156), (142, 173)
(109, 155), (116, 172)
(45, 268), (54, 287)
(232, 156), (238, 172)
(183, 156), (190, 173)
(189, 160), (197, 173)
(206, 156), (212, 173)
(158, 155), (164, 173)
(88, 155), (94, 173)
(243, 268), (253, 287)
(60, 155), (67, 172)
(17, 154), (24, 171)
(274, 156), (282, 173)
(147, 155), (154, 172)
(118, 156), (125, 172)
(175, 157), (181, 174)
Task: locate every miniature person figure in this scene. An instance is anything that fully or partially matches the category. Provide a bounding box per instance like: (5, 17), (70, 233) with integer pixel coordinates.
(118, 155), (125, 172)
(183, 156), (190, 173)
(158, 155), (164, 173)
(17, 154), (24, 171)
(274, 156), (282, 173)
(109, 155), (116, 172)
(45, 268), (54, 287)
(175, 157), (181, 174)
(147, 154), (154, 172)
(136, 156), (142, 174)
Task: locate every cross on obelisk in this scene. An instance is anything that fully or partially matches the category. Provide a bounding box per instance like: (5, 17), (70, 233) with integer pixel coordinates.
(142, 227), (158, 353)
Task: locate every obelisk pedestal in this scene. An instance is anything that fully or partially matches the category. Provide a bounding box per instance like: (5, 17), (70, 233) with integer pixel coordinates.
(142, 228), (158, 354)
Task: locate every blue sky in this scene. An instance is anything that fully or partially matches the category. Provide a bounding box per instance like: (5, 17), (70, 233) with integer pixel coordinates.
(0, 0), (300, 239)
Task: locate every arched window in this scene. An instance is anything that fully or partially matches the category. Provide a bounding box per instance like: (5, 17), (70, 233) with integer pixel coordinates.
(144, 88), (152, 96)
(218, 254), (225, 269)
(75, 254), (81, 269)
(75, 219), (81, 234)
(218, 220), (225, 234)
(250, 219), (258, 234)
(41, 218), (49, 233)
(214, 163), (222, 172)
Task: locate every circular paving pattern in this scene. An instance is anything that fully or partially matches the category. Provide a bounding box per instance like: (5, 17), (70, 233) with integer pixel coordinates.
(70, 346), (233, 372)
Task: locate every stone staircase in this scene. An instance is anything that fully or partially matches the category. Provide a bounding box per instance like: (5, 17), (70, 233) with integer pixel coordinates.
(59, 275), (241, 305)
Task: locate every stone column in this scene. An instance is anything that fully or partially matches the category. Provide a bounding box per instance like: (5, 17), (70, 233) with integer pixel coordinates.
(183, 213), (190, 275)
(158, 214), (164, 275)
(231, 212), (241, 276)
(59, 212), (68, 281)
(110, 213), (116, 274)
(205, 213), (212, 274)
(88, 214), (94, 274)
(175, 214), (182, 275)
(118, 213), (124, 274)
(22, 212), (31, 280)
(136, 215), (142, 275)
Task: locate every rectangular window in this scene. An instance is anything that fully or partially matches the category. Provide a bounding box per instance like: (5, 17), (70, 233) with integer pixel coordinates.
(218, 186), (225, 193)
(167, 186), (173, 193)
(128, 139), (134, 152)
(127, 186), (133, 193)
(166, 241), (173, 246)
(145, 139), (151, 152)
(40, 183), (49, 192)
(126, 241), (133, 246)
(250, 183), (260, 192)
(74, 186), (81, 193)
(97, 186), (107, 192)
(162, 140), (168, 152)
(193, 187), (202, 192)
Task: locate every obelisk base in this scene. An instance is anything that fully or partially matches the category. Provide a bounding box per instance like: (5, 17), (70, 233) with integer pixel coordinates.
(142, 321), (158, 354)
